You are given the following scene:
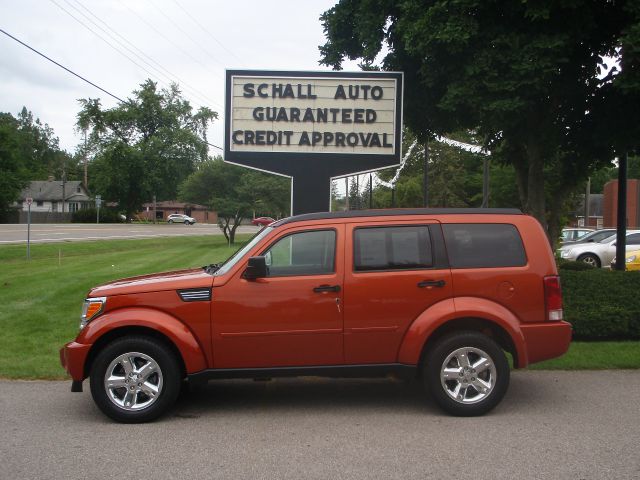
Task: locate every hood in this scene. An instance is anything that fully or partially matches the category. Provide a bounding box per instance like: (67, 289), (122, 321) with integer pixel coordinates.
(90, 268), (213, 297)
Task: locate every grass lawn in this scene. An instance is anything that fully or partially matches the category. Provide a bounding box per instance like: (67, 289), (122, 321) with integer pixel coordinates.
(0, 235), (248, 379)
(526, 341), (640, 370)
(1, 235), (638, 379)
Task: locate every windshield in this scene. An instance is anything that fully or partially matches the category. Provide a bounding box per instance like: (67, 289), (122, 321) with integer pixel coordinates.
(214, 227), (274, 276)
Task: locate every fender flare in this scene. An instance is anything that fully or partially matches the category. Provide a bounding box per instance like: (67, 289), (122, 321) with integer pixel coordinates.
(397, 297), (528, 367)
(78, 307), (208, 373)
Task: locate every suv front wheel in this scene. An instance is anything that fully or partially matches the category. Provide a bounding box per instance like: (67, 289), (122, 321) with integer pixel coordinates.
(89, 336), (182, 423)
(424, 331), (510, 416)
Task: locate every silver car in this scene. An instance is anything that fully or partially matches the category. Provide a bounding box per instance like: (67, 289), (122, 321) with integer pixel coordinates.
(558, 230), (640, 268)
(167, 213), (196, 225)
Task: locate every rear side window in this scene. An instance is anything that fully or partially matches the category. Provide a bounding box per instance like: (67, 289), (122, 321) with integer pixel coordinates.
(443, 224), (526, 268)
(354, 225), (433, 271)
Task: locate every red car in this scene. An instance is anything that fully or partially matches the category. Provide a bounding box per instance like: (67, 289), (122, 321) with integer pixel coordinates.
(251, 216), (275, 227)
(61, 208), (571, 422)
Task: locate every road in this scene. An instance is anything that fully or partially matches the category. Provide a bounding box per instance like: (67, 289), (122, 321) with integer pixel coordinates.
(1, 371), (638, 479)
(0, 223), (260, 244)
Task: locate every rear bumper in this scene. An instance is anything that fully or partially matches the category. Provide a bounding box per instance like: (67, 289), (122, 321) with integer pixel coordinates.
(59, 341), (91, 381)
(520, 321), (572, 367)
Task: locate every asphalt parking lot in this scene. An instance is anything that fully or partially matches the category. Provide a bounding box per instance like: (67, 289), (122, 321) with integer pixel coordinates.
(0, 223), (259, 244)
(1, 370), (638, 479)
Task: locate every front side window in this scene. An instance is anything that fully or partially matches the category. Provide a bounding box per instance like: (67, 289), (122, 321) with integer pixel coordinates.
(354, 225), (433, 271)
(443, 223), (526, 268)
(264, 230), (336, 277)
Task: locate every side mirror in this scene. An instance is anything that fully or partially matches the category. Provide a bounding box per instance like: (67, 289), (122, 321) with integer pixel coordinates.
(243, 256), (268, 280)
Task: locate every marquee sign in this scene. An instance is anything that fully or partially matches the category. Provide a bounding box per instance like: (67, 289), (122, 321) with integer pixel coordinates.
(224, 70), (404, 214)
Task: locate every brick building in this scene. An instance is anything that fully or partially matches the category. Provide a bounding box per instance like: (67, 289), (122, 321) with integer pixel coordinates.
(603, 179), (640, 228)
(139, 201), (217, 224)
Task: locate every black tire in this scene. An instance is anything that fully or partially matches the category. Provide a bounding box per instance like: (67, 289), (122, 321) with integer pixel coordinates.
(89, 336), (182, 423)
(577, 253), (600, 268)
(184, 220), (189, 224)
(168, 219), (173, 224)
(424, 331), (510, 416)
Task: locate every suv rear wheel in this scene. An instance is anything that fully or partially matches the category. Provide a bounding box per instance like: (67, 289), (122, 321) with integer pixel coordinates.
(424, 331), (509, 416)
(89, 336), (182, 423)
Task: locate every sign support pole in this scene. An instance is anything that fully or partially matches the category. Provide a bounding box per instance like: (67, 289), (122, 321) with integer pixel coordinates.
(27, 201), (31, 260)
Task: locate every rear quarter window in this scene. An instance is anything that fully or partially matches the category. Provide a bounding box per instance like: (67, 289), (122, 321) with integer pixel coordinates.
(442, 223), (527, 268)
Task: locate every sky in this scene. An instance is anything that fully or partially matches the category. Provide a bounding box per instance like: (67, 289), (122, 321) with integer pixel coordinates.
(0, 0), (360, 153)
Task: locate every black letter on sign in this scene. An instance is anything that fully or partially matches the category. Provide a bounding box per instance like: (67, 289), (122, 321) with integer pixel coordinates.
(312, 132), (322, 146)
(371, 86), (383, 100)
(353, 109), (364, 123)
(243, 83), (255, 98)
(369, 133), (381, 147)
(232, 131), (244, 144)
(346, 133), (358, 146)
(267, 131), (278, 145)
(366, 109), (377, 123)
(299, 131), (310, 146)
(334, 85), (346, 100)
(257, 83), (269, 98)
(244, 131), (255, 145)
(383, 133), (393, 147)
(335, 132), (346, 146)
(323, 132), (334, 146)
(253, 107), (264, 121)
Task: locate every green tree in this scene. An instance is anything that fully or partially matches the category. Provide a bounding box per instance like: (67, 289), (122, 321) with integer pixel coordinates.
(0, 113), (29, 219)
(320, 0), (640, 241)
(77, 80), (217, 219)
(179, 158), (289, 244)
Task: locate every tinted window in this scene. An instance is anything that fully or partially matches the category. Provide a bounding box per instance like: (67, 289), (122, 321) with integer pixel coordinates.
(627, 233), (640, 246)
(354, 225), (433, 271)
(443, 224), (526, 268)
(264, 230), (335, 276)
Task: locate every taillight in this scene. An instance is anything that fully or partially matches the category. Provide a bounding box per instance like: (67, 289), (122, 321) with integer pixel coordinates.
(544, 276), (563, 321)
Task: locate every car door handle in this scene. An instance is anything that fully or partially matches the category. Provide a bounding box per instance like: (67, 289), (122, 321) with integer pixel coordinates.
(313, 284), (341, 293)
(417, 280), (446, 288)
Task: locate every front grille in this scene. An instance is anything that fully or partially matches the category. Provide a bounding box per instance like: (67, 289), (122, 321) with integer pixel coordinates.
(177, 288), (212, 302)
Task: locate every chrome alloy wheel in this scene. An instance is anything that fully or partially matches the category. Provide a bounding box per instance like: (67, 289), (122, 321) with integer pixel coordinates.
(104, 352), (163, 411)
(440, 347), (497, 404)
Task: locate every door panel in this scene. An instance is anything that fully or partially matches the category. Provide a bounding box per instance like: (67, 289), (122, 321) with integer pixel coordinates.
(212, 226), (344, 368)
(343, 222), (452, 364)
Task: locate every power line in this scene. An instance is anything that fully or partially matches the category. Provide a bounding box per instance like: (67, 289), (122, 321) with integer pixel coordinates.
(67, 0), (221, 109)
(116, 0), (223, 83)
(49, 0), (178, 98)
(170, 0), (244, 65)
(0, 28), (223, 151)
(0, 27), (124, 102)
(143, 0), (225, 69)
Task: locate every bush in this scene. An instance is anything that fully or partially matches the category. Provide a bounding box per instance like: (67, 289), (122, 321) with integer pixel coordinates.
(556, 258), (595, 271)
(560, 268), (640, 339)
(72, 208), (124, 223)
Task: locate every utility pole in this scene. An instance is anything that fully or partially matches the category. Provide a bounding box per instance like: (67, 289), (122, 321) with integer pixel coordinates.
(614, 153), (628, 271)
(61, 157), (66, 214)
(584, 178), (591, 227)
(344, 177), (349, 211)
(83, 129), (88, 188)
(369, 173), (373, 209)
(153, 195), (157, 224)
(481, 157), (490, 208)
(423, 139), (429, 207)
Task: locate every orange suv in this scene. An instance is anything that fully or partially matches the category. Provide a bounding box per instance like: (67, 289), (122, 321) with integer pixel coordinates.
(60, 208), (571, 422)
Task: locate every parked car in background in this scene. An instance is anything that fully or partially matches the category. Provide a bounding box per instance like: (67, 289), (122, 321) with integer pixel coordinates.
(560, 227), (594, 244)
(167, 214), (195, 225)
(610, 249), (640, 271)
(561, 228), (616, 246)
(558, 230), (640, 267)
(251, 216), (275, 227)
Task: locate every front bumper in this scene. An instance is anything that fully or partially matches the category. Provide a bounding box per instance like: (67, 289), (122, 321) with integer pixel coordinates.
(520, 321), (572, 366)
(59, 341), (92, 381)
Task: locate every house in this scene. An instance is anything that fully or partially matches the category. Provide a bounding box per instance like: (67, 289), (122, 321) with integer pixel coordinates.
(138, 201), (217, 224)
(15, 177), (92, 223)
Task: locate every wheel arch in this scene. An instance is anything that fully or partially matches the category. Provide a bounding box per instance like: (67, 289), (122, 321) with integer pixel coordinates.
(79, 307), (208, 379)
(397, 297), (528, 369)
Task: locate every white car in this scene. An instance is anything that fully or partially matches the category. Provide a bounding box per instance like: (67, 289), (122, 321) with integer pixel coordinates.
(167, 213), (196, 225)
(558, 230), (640, 267)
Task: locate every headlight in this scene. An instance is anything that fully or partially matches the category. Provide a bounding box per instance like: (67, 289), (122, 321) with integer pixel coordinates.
(80, 297), (106, 330)
(627, 255), (637, 263)
(560, 250), (573, 258)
